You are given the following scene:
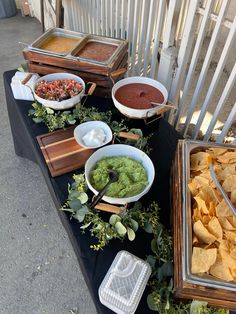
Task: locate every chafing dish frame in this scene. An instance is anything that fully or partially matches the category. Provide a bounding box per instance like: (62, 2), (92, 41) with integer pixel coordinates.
(181, 140), (236, 292)
(70, 34), (127, 66)
(28, 27), (87, 57)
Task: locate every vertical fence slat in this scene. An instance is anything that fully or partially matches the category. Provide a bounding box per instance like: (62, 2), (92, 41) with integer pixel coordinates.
(90, 0), (94, 34)
(173, 0), (215, 128)
(97, 0), (101, 35)
(143, 0), (157, 76)
(105, 0), (109, 36)
(129, 0), (141, 76)
(150, 0), (165, 78)
(121, 0), (125, 38)
(115, 0), (119, 38)
(101, 0), (105, 35)
(193, 15), (236, 139)
(169, 0), (200, 102)
(110, 0), (114, 37)
(182, 0), (230, 137)
(136, 0), (149, 75)
(216, 102), (236, 144)
(162, 0), (182, 49)
(203, 62), (236, 141)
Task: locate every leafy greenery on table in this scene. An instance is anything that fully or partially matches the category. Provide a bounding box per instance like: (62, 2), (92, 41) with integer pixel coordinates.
(62, 173), (159, 250)
(28, 102), (114, 132)
(62, 173), (228, 314)
(29, 101), (152, 153)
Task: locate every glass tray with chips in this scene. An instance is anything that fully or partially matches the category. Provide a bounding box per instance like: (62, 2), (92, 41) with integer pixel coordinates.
(182, 140), (236, 292)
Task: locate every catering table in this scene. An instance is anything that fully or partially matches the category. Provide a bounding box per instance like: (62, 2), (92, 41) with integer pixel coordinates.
(4, 69), (183, 314)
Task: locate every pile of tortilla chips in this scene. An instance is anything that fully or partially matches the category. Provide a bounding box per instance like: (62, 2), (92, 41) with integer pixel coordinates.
(189, 147), (236, 282)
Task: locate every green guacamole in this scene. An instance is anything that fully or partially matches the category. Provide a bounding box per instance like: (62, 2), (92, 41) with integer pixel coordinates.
(90, 156), (148, 198)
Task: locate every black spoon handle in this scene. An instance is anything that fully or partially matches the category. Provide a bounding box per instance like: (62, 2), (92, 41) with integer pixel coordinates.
(90, 181), (111, 209)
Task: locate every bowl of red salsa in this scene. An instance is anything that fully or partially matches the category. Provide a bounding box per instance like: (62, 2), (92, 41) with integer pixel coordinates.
(112, 76), (168, 119)
(33, 73), (85, 110)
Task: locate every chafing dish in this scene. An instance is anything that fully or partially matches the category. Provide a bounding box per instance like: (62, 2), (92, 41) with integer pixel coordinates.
(181, 140), (236, 291)
(29, 27), (86, 57)
(70, 34), (127, 65)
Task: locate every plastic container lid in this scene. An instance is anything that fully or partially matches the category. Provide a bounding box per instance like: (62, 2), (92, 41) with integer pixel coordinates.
(98, 250), (152, 314)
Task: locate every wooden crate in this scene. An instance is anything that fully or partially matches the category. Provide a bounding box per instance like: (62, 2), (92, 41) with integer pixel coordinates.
(23, 45), (128, 97)
(172, 140), (236, 310)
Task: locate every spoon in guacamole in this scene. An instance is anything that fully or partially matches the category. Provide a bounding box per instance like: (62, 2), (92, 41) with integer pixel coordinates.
(90, 170), (119, 208)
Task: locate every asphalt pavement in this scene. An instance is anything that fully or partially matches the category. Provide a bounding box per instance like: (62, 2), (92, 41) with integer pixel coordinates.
(0, 12), (96, 314)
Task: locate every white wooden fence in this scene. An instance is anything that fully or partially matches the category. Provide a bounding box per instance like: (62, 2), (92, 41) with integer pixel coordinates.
(61, 0), (235, 143)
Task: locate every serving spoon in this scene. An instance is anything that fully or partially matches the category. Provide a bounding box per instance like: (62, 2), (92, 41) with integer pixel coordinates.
(90, 170), (119, 209)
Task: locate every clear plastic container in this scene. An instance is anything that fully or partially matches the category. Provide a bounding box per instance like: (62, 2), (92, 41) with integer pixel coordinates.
(99, 250), (152, 314)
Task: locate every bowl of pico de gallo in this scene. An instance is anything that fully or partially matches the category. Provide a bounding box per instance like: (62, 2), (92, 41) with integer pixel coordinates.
(33, 73), (85, 110)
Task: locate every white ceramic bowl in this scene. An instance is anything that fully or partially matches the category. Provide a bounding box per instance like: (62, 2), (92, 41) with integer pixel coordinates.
(112, 76), (168, 119)
(85, 144), (155, 204)
(74, 121), (113, 148)
(33, 73), (85, 110)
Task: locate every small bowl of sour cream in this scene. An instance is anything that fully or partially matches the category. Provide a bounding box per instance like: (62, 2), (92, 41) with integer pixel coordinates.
(74, 121), (113, 149)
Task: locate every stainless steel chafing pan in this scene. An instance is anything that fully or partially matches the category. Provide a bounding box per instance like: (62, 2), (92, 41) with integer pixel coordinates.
(181, 140), (236, 291)
(29, 27), (86, 57)
(70, 34), (127, 65)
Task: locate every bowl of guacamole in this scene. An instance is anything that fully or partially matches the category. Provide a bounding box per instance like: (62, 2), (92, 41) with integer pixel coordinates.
(85, 144), (155, 204)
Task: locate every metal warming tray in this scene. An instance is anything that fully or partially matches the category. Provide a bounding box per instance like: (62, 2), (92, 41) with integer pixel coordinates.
(29, 27), (86, 57)
(70, 34), (127, 65)
(181, 140), (236, 291)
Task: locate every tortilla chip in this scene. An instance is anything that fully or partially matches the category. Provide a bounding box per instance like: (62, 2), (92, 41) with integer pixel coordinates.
(191, 247), (217, 273)
(230, 190), (236, 205)
(192, 208), (203, 222)
(209, 262), (234, 281)
(193, 220), (216, 244)
(207, 216), (223, 239)
(219, 248), (236, 269)
(207, 148), (228, 156)
(192, 176), (210, 188)
(215, 199), (232, 217)
(219, 239), (230, 252)
(222, 175), (236, 192)
(225, 231), (236, 245)
(209, 201), (216, 216)
(230, 247), (236, 259)
(217, 152), (236, 164)
(227, 216), (236, 228)
(221, 164), (236, 180)
(202, 215), (211, 225)
(230, 269), (236, 278)
(194, 196), (209, 214)
(198, 186), (216, 205)
(191, 152), (211, 171)
(218, 217), (236, 231)
(188, 181), (198, 196)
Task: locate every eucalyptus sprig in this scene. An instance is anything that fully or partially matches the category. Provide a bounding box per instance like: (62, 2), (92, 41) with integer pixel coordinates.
(61, 173), (159, 250)
(28, 102), (115, 132)
(29, 102), (152, 152)
(146, 223), (229, 314)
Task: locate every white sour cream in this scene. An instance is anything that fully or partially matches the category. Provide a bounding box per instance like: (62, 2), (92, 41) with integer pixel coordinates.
(82, 128), (106, 147)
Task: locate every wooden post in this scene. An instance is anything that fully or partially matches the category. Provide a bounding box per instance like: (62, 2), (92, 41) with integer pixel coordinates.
(56, 0), (63, 28)
(40, 0), (45, 33)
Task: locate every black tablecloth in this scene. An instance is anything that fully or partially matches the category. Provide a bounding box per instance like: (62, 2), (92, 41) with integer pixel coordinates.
(4, 70), (182, 314)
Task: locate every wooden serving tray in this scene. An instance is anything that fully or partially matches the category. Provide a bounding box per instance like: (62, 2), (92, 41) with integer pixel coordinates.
(172, 140), (236, 310)
(37, 126), (95, 177)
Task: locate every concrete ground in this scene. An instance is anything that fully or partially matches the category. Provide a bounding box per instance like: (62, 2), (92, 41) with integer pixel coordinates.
(0, 13), (96, 314)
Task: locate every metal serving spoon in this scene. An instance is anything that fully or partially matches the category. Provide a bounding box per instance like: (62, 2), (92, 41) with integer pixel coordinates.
(90, 170), (119, 209)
